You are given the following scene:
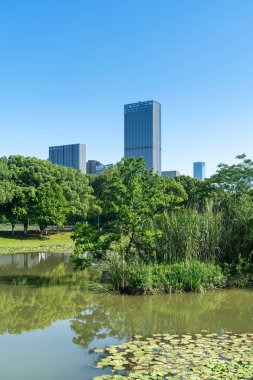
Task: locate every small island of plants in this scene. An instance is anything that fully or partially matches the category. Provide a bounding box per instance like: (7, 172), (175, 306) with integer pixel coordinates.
(72, 154), (253, 294)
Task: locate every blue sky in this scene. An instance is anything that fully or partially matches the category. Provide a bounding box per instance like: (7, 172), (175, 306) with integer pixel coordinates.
(0, 0), (252, 177)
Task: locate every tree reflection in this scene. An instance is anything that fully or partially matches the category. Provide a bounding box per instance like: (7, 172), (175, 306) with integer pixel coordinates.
(70, 290), (253, 349)
(0, 283), (252, 348)
(0, 284), (92, 334)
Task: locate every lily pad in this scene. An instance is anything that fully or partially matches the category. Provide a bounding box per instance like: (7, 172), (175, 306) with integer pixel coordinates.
(93, 332), (253, 379)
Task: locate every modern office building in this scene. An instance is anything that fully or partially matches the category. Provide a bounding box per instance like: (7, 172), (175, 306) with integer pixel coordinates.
(193, 162), (206, 181)
(124, 100), (161, 173)
(86, 160), (102, 174)
(96, 164), (113, 175)
(161, 170), (180, 178)
(49, 143), (86, 173)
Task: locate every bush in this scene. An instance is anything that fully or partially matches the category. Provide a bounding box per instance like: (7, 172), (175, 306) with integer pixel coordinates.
(124, 261), (154, 294)
(155, 261), (225, 293)
(107, 255), (154, 294)
(221, 260), (253, 288)
(107, 259), (225, 294)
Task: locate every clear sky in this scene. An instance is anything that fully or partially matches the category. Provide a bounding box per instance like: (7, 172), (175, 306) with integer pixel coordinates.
(0, 0), (252, 177)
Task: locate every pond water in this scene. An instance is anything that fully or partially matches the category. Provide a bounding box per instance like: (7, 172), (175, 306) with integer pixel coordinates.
(0, 253), (252, 380)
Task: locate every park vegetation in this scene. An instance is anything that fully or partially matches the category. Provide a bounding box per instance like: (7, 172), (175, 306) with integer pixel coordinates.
(72, 154), (253, 293)
(0, 155), (92, 235)
(1, 154), (253, 293)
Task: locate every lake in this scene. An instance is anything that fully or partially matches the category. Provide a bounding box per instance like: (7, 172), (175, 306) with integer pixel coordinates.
(0, 253), (252, 380)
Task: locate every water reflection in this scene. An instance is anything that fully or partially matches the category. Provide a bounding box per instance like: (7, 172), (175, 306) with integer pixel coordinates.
(0, 284), (92, 334)
(0, 252), (100, 286)
(0, 281), (252, 343)
(71, 290), (253, 349)
(0, 252), (72, 274)
(0, 253), (252, 347)
(0, 253), (252, 380)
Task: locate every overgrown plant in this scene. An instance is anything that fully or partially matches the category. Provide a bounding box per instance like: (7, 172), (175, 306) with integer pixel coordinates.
(72, 157), (187, 272)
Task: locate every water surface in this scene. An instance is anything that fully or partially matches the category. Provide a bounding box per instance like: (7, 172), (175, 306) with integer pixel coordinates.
(0, 253), (252, 380)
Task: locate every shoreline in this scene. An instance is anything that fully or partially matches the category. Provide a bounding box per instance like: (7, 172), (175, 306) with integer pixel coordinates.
(0, 232), (74, 254)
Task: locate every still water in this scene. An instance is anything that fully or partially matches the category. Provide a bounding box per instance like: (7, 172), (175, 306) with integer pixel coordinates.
(0, 253), (252, 380)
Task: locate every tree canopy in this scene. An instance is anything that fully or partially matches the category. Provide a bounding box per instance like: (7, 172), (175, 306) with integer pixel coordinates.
(72, 154), (253, 276)
(0, 155), (92, 234)
(73, 157), (187, 268)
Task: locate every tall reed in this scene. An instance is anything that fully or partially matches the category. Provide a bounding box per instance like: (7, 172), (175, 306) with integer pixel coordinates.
(155, 200), (253, 265)
(155, 209), (222, 264)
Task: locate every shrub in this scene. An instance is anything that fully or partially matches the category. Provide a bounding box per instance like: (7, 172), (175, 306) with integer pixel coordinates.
(107, 259), (225, 294)
(222, 260), (253, 288)
(155, 261), (225, 293)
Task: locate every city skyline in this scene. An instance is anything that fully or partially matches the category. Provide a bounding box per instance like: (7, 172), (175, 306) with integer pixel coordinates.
(0, 1), (253, 177)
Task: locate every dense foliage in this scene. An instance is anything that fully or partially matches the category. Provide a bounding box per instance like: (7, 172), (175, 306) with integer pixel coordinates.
(0, 155), (92, 235)
(72, 155), (253, 293)
(73, 157), (186, 269)
(1, 154), (253, 293)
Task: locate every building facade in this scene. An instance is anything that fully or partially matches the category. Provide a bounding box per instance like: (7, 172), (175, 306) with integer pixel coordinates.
(49, 144), (86, 173)
(161, 170), (180, 178)
(124, 100), (161, 173)
(193, 162), (206, 181)
(96, 164), (113, 175)
(86, 160), (102, 174)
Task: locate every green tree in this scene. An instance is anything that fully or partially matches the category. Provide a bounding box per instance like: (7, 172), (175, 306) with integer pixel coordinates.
(54, 165), (92, 224)
(1, 155), (92, 234)
(210, 154), (253, 193)
(72, 157), (187, 271)
(0, 157), (13, 206)
(33, 182), (68, 236)
(0, 185), (35, 234)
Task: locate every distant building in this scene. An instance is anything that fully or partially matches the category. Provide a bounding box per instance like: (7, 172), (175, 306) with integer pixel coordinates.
(193, 162), (206, 181)
(86, 160), (102, 174)
(49, 144), (86, 173)
(161, 171), (180, 178)
(124, 100), (161, 173)
(96, 164), (113, 175)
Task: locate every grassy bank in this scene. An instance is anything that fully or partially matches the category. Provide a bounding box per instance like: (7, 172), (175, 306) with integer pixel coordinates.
(107, 259), (253, 294)
(0, 232), (74, 254)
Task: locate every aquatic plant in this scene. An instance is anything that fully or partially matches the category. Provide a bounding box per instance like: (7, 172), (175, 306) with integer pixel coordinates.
(107, 260), (225, 294)
(93, 332), (253, 379)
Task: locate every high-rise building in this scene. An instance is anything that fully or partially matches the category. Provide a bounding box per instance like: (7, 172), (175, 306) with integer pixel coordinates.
(161, 170), (180, 178)
(193, 162), (206, 181)
(124, 100), (161, 173)
(86, 160), (102, 174)
(49, 144), (86, 173)
(96, 164), (113, 175)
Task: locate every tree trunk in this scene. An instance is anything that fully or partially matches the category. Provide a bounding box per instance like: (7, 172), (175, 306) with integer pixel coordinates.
(11, 223), (15, 236)
(24, 221), (28, 236)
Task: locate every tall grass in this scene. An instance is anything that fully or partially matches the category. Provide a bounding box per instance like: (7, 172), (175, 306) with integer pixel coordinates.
(154, 261), (225, 292)
(155, 209), (222, 264)
(155, 205), (253, 265)
(107, 257), (225, 294)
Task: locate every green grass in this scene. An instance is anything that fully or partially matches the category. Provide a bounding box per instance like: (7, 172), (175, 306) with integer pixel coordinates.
(107, 258), (226, 294)
(0, 232), (74, 254)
